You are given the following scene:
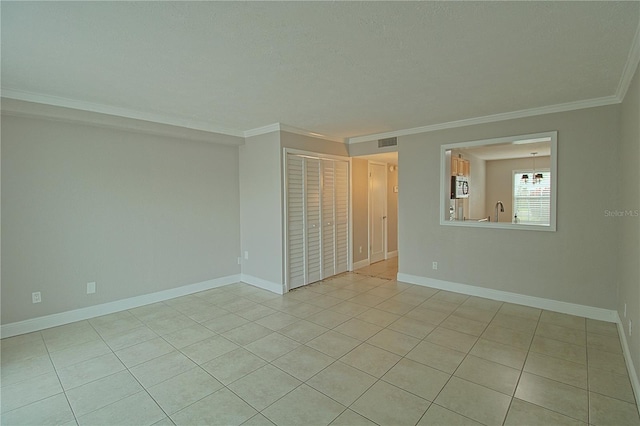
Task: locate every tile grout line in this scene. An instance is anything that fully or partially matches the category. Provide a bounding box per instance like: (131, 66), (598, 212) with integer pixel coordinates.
(423, 296), (508, 425)
(501, 305), (543, 426)
(585, 317), (591, 426)
(3, 263), (637, 426)
(513, 312), (594, 424)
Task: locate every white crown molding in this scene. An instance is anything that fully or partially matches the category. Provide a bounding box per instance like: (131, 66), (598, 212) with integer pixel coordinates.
(349, 21), (639, 146)
(1, 91), (347, 145)
(0, 274), (241, 338)
(348, 95), (620, 144)
(616, 20), (640, 102)
(1, 88), (246, 138)
(279, 123), (345, 144)
(243, 123), (282, 138)
(1, 97), (245, 146)
(243, 122), (345, 144)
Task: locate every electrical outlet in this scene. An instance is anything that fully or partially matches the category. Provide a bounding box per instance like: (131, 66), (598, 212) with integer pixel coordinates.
(629, 319), (632, 337)
(32, 292), (41, 304)
(624, 303), (627, 318)
(432, 262), (438, 270)
(237, 257), (241, 265)
(87, 282), (96, 294)
(244, 251), (249, 260)
(359, 246), (363, 254)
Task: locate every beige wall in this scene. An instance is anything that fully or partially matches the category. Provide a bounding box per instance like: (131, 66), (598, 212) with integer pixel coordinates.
(485, 156), (550, 222)
(387, 164), (398, 253)
(239, 131), (283, 285)
(351, 158), (369, 264)
(619, 63), (640, 385)
(1, 115), (241, 324)
(349, 140), (397, 157)
(399, 105), (620, 309)
(281, 131), (349, 157)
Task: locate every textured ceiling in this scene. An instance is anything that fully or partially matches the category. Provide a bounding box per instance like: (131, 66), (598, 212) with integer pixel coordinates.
(1, 2), (639, 140)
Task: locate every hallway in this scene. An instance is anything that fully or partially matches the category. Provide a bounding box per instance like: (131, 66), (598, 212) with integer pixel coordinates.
(354, 258), (398, 281)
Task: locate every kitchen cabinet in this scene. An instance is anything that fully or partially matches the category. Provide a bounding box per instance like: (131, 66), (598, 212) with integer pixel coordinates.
(451, 156), (470, 177)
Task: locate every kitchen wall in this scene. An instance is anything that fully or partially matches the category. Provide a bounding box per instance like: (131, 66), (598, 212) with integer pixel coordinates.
(2, 114), (241, 325)
(618, 62), (639, 387)
(398, 104), (620, 309)
(485, 156), (550, 222)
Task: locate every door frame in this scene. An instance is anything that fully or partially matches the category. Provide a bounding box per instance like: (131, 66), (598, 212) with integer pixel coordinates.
(368, 161), (388, 264)
(282, 148), (352, 293)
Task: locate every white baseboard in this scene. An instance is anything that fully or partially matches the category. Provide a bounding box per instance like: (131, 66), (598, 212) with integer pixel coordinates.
(396, 273), (619, 323)
(352, 259), (370, 271)
(386, 250), (398, 259)
(0, 274), (241, 339)
(240, 274), (284, 295)
(616, 313), (640, 410)
(396, 272), (640, 402)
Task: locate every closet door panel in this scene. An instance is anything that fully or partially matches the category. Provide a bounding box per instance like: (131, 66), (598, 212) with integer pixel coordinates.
(287, 155), (306, 289)
(322, 160), (336, 278)
(305, 158), (322, 284)
(334, 160), (349, 274)
(285, 154), (349, 290)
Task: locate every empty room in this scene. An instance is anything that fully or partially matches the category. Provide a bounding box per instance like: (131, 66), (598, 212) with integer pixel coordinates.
(1, 2), (639, 425)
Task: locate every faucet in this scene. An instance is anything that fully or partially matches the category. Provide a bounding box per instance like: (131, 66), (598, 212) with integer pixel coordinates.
(495, 201), (504, 222)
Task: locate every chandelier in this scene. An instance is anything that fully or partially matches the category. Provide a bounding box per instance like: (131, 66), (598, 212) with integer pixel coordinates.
(521, 152), (543, 184)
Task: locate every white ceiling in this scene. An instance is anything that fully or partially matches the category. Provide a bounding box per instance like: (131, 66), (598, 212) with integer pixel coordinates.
(2, 2), (639, 141)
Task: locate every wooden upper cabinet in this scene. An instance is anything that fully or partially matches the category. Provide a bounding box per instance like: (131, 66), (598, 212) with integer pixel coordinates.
(451, 156), (460, 176)
(451, 156), (470, 176)
(461, 159), (470, 176)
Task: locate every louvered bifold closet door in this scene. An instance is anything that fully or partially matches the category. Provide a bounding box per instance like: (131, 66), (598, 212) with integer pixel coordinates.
(287, 154), (306, 289)
(321, 160), (336, 278)
(305, 158), (322, 284)
(334, 160), (349, 274)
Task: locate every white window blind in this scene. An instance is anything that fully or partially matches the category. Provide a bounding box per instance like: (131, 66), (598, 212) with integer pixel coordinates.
(513, 169), (551, 225)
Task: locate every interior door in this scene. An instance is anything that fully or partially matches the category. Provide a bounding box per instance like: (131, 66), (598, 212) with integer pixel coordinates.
(369, 162), (387, 264)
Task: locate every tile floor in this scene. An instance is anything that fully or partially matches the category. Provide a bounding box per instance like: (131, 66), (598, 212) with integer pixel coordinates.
(1, 258), (639, 425)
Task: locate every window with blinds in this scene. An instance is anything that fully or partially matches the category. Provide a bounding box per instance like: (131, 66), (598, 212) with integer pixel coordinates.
(513, 169), (551, 225)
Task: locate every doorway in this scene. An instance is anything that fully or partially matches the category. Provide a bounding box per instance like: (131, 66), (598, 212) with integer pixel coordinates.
(369, 162), (387, 264)
(351, 151), (398, 272)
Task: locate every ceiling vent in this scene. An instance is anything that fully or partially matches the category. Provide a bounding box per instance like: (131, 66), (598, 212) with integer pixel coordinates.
(378, 137), (397, 148)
